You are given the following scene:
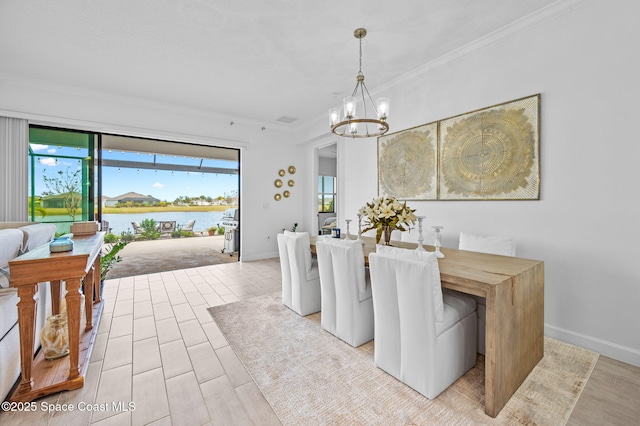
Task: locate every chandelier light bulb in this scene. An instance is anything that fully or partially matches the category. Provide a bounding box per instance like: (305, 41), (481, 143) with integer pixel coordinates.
(343, 96), (357, 119)
(329, 108), (340, 126)
(350, 120), (358, 134)
(377, 98), (390, 120)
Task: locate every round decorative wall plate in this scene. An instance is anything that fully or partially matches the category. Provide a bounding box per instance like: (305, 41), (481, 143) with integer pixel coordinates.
(274, 193), (282, 201)
(288, 165), (296, 174)
(274, 179), (283, 188)
(288, 180), (295, 187)
(278, 169), (286, 176)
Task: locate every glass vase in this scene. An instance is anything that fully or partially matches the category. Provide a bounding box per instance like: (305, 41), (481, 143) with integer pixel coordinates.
(40, 314), (70, 360)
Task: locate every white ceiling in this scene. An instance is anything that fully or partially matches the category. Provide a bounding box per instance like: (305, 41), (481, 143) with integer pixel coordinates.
(0, 0), (560, 129)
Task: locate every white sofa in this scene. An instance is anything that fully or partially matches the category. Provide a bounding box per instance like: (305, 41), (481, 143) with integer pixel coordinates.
(0, 222), (56, 401)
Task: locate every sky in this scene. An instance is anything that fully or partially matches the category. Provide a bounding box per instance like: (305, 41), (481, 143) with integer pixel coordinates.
(29, 144), (239, 202)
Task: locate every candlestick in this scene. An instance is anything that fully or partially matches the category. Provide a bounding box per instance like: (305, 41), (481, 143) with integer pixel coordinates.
(345, 219), (352, 240)
(416, 216), (426, 251)
(432, 225), (445, 258)
(357, 214), (363, 243)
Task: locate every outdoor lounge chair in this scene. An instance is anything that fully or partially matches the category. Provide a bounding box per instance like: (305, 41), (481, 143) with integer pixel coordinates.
(131, 221), (143, 235)
(181, 219), (196, 232)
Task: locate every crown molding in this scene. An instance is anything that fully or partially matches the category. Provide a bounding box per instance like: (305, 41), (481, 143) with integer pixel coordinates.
(298, 0), (595, 132)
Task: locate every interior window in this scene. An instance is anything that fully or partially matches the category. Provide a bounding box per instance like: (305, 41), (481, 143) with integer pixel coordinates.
(318, 175), (335, 213)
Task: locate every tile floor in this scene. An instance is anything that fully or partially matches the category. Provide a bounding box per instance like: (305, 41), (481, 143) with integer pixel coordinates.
(0, 259), (283, 426)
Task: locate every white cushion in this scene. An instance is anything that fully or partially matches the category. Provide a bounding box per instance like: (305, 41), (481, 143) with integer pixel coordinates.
(437, 289), (477, 335)
(458, 231), (516, 256)
(0, 229), (24, 266)
(19, 223), (56, 253)
(375, 245), (444, 322)
(0, 288), (19, 340)
(284, 230), (312, 273)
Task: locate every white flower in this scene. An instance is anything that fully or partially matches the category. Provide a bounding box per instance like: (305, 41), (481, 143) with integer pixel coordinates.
(359, 196), (416, 234)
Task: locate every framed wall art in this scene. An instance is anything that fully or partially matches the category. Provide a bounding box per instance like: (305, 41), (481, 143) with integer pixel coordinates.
(439, 94), (540, 200)
(377, 94), (540, 201)
(377, 122), (438, 200)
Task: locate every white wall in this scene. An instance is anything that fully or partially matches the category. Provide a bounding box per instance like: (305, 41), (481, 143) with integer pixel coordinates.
(299, 0), (640, 366)
(0, 83), (309, 263)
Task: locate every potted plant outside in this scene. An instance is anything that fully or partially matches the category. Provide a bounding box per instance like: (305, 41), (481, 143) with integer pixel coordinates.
(207, 226), (217, 236)
(100, 240), (128, 285)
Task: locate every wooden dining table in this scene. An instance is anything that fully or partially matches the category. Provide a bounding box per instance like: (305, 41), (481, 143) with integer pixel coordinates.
(310, 235), (544, 418)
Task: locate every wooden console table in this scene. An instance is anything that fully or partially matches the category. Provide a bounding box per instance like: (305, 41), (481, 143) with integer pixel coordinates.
(311, 236), (544, 417)
(9, 232), (105, 402)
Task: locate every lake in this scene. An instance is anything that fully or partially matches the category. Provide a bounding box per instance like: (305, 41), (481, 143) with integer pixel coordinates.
(42, 211), (228, 235)
(103, 211), (227, 235)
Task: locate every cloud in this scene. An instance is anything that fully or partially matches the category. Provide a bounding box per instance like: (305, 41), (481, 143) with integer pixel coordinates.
(153, 182), (165, 189)
(39, 158), (58, 166)
(30, 144), (49, 151)
(47, 148), (56, 153)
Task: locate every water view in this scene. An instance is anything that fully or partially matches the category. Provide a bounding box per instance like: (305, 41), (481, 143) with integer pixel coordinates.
(43, 211), (228, 235)
(104, 211), (227, 235)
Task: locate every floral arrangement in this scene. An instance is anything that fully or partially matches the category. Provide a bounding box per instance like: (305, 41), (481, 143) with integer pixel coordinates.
(358, 196), (417, 244)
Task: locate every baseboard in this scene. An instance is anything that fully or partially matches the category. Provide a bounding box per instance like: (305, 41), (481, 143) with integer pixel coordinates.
(545, 323), (640, 367)
(240, 251), (278, 262)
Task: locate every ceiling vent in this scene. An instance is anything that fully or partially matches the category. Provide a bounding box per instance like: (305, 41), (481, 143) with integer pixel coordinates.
(276, 115), (297, 123)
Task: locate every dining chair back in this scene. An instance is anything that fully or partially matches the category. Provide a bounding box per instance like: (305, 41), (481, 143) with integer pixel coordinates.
(277, 232), (321, 316)
(316, 238), (373, 347)
(458, 231), (516, 355)
(369, 250), (477, 399)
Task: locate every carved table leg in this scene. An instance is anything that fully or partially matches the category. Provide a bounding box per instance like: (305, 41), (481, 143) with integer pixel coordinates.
(65, 278), (82, 380)
(93, 255), (101, 304)
(50, 280), (61, 315)
(15, 284), (38, 393)
(83, 266), (94, 331)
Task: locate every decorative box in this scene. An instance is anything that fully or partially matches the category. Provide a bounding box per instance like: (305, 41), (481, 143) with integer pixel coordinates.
(49, 236), (74, 253)
(70, 221), (99, 235)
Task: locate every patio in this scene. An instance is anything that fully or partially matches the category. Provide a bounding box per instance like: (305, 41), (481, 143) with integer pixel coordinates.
(106, 235), (238, 279)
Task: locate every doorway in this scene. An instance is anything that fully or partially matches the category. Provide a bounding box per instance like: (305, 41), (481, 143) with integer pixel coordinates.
(27, 125), (241, 277)
(317, 143), (337, 235)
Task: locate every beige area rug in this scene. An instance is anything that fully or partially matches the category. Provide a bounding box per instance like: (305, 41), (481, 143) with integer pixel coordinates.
(107, 235), (237, 278)
(209, 292), (599, 425)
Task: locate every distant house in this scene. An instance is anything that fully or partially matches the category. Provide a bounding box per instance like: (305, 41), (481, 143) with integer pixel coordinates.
(191, 199), (211, 206)
(41, 191), (82, 208)
(102, 195), (118, 208)
(111, 191), (160, 205)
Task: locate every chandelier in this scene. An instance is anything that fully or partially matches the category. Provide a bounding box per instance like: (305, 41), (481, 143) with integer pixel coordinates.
(330, 28), (390, 138)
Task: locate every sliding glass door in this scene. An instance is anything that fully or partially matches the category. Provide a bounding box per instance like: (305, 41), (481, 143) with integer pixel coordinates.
(28, 126), (97, 235)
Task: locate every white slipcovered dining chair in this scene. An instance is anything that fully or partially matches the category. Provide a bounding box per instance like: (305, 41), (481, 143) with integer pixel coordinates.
(458, 231), (516, 355)
(277, 231), (321, 316)
(316, 238), (374, 347)
(369, 248), (477, 399)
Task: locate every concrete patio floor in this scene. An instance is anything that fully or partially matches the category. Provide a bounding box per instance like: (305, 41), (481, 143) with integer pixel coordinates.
(106, 235), (239, 279)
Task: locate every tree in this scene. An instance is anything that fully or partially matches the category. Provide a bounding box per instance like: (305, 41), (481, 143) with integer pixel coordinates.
(42, 167), (82, 220)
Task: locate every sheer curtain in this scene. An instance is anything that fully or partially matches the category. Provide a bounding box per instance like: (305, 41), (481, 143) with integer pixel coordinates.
(0, 116), (28, 221)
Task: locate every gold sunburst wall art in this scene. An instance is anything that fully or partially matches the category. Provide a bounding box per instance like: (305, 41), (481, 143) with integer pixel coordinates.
(439, 95), (539, 200)
(378, 122), (437, 200)
(377, 94), (540, 201)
